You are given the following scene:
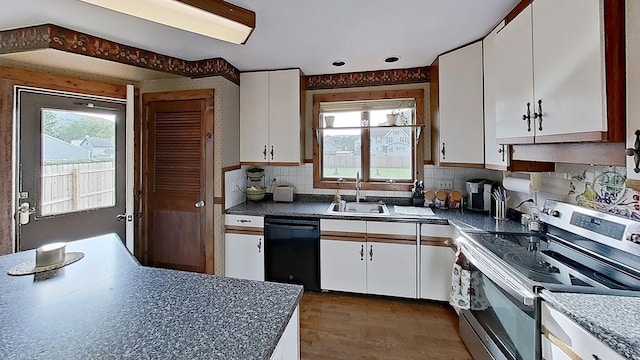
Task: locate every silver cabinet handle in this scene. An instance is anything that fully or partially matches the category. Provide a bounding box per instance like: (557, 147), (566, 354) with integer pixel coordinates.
(257, 238), (262, 253)
(195, 200), (205, 208)
(237, 219), (251, 223)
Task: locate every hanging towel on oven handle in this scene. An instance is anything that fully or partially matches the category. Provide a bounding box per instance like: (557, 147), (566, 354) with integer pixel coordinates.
(449, 249), (489, 311)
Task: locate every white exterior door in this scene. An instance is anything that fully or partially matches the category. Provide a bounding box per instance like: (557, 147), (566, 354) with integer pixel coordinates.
(225, 233), (265, 281)
(495, 4), (535, 142)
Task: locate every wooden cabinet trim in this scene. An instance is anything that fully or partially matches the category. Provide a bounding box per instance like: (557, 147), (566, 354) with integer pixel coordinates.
(224, 226), (263, 236)
(512, 142), (625, 166)
(367, 237), (416, 245)
(320, 232), (366, 242)
(627, 179), (640, 192)
(439, 162), (484, 169)
(420, 236), (451, 247)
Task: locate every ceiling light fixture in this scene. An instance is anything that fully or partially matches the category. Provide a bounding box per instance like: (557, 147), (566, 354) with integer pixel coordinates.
(332, 61), (345, 67)
(384, 56), (400, 63)
(78, 0), (256, 45)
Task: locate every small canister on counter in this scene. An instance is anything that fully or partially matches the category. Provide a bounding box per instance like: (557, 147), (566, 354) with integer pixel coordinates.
(424, 190), (436, 207)
(448, 190), (462, 209)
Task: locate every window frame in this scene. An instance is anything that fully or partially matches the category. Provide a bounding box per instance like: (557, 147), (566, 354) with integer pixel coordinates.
(312, 89), (425, 192)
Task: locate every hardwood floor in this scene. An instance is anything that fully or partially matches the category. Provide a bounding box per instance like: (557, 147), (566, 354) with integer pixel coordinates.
(299, 291), (473, 360)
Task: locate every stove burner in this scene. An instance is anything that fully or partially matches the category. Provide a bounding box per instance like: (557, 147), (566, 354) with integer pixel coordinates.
(479, 234), (520, 247)
(503, 252), (557, 274)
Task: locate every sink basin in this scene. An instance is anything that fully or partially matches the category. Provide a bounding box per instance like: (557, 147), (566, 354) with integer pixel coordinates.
(326, 202), (390, 216)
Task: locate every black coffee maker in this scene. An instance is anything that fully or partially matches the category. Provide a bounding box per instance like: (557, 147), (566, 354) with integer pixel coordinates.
(465, 179), (499, 215)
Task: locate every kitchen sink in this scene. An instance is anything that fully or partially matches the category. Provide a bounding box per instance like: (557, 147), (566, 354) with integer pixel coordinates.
(326, 202), (390, 216)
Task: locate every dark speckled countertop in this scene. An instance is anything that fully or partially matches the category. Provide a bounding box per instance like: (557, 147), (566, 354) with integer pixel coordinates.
(541, 290), (640, 360)
(0, 234), (303, 360)
(226, 197), (531, 234)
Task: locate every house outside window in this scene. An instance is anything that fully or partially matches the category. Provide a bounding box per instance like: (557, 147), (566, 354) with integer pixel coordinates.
(313, 89), (424, 191)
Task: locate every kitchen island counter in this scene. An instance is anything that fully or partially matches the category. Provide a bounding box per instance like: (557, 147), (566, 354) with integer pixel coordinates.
(0, 234), (302, 360)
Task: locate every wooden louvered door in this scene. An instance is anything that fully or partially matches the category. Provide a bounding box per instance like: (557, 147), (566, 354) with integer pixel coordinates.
(142, 90), (214, 273)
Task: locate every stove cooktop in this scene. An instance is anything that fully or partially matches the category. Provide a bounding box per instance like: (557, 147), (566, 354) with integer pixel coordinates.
(463, 231), (635, 291)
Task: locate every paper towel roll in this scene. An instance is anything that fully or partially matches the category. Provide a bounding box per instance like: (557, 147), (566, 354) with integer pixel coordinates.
(502, 176), (531, 194)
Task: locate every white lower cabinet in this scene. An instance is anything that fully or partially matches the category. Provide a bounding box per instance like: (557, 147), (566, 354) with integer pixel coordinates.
(270, 305), (300, 360)
(225, 233), (264, 281)
(320, 239), (367, 294)
(224, 215), (264, 281)
(541, 301), (625, 360)
(320, 219), (417, 298)
(419, 224), (455, 301)
(420, 245), (455, 301)
(366, 241), (417, 298)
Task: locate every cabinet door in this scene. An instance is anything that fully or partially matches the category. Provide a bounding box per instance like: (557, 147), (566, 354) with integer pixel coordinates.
(225, 233), (264, 281)
(420, 245), (454, 301)
(320, 239), (367, 293)
(366, 241), (417, 298)
(532, 0), (605, 139)
(268, 69), (301, 164)
(495, 4), (535, 143)
(438, 40), (485, 165)
(240, 72), (270, 163)
(627, 0), (640, 182)
(483, 23), (510, 169)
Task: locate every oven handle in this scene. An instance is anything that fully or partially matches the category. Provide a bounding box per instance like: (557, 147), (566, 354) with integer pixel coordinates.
(461, 243), (536, 307)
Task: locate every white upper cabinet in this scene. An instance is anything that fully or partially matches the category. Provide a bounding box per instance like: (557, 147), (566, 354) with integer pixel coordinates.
(532, 0), (605, 138)
(483, 21), (510, 169)
(495, 4), (535, 142)
(627, 0), (640, 183)
(438, 40), (485, 166)
(240, 69), (302, 165)
(495, 0), (612, 144)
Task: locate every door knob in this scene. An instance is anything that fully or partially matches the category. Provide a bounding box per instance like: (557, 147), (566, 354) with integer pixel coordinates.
(116, 214), (127, 221)
(195, 200), (205, 208)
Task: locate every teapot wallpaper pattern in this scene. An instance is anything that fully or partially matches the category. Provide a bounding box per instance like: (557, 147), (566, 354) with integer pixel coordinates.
(565, 166), (640, 220)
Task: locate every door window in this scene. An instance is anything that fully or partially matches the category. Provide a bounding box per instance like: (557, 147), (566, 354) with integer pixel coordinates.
(41, 108), (116, 216)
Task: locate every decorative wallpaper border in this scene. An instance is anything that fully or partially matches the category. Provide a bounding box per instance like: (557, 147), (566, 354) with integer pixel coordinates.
(0, 24), (240, 84)
(306, 67), (430, 90)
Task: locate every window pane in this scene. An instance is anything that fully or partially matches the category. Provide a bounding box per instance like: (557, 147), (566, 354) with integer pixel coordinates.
(322, 111), (362, 179)
(41, 109), (116, 216)
(369, 126), (413, 181)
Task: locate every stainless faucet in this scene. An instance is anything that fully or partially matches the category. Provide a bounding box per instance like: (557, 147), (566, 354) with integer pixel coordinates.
(355, 170), (361, 203)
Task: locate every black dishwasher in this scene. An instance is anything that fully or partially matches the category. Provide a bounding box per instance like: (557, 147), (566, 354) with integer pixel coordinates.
(264, 216), (320, 292)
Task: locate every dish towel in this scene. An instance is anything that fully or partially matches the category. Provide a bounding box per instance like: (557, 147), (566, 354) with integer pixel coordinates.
(449, 249), (489, 311)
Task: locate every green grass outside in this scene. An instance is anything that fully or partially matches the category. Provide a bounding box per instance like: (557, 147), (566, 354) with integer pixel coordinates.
(323, 167), (412, 180)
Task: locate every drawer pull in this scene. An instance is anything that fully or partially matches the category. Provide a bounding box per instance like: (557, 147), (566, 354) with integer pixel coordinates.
(237, 219), (251, 224)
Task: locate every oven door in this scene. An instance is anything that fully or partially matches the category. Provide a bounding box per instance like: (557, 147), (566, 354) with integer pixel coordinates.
(458, 243), (539, 360)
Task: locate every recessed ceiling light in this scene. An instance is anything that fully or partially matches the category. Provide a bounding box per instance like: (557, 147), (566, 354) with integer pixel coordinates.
(384, 56), (400, 63)
(332, 61), (345, 67)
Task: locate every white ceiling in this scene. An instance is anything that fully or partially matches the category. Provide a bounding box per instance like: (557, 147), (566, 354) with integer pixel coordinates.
(0, 0), (520, 76)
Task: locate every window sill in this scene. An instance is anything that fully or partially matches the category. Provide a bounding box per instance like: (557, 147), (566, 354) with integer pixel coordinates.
(313, 180), (412, 192)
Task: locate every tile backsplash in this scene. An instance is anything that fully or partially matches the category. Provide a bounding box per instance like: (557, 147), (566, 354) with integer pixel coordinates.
(225, 163), (640, 221)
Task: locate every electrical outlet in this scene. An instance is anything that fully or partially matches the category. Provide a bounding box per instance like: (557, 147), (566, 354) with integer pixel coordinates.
(437, 180), (453, 189)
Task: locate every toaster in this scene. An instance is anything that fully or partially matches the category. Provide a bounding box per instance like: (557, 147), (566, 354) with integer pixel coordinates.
(273, 185), (295, 202)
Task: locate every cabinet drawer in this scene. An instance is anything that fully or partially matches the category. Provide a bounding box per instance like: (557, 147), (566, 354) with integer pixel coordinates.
(320, 219), (366, 234)
(541, 302), (625, 360)
(420, 224), (453, 247)
(225, 215), (264, 229)
(367, 221), (417, 237)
